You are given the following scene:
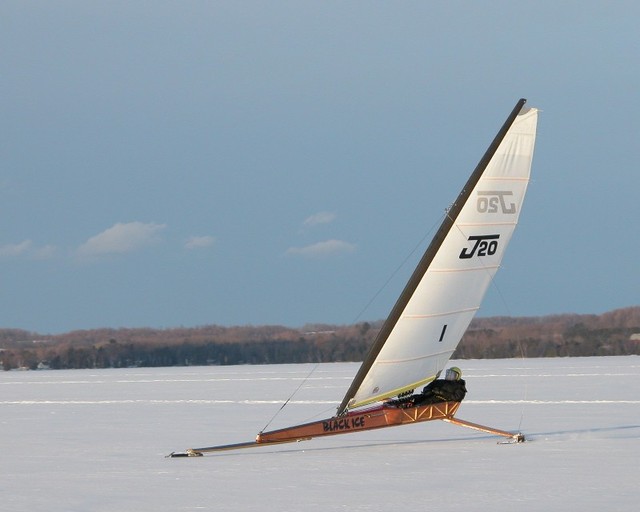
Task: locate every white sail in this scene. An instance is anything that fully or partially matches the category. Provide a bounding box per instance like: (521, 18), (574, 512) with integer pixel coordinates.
(346, 105), (538, 410)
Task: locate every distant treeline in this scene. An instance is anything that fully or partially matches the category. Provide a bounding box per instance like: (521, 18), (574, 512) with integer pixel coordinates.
(2, 307), (639, 371)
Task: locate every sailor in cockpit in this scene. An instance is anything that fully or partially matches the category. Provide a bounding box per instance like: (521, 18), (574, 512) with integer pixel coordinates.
(387, 367), (467, 408)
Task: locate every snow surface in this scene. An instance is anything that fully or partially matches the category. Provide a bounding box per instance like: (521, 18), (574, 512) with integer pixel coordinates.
(2, 356), (638, 511)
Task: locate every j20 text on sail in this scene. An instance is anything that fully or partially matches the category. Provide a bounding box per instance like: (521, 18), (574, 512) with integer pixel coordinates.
(459, 234), (500, 259)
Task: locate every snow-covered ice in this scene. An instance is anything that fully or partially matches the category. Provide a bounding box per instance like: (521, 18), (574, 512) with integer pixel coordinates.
(2, 356), (638, 511)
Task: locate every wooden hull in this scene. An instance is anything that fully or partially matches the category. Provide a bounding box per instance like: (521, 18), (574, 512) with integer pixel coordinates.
(257, 401), (460, 443)
(168, 401), (523, 457)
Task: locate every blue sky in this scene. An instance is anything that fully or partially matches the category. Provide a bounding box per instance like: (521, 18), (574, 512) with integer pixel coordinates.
(2, 1), (638, 333)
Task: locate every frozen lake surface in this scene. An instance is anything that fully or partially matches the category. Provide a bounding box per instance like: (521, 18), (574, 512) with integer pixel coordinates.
(2, 356), (639, 511)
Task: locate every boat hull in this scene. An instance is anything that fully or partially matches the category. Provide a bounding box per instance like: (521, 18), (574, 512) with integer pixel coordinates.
(256, 401), (461, 443)
(168, 400), (523, 457)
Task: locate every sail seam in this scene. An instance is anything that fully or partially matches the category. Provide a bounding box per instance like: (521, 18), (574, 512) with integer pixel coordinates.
(429, 265), (499, 273)
(375, 349), (455, 365)
(456, 221), (517, 227)
(480, 176), (529, 182)
(402, 306), (479, 319)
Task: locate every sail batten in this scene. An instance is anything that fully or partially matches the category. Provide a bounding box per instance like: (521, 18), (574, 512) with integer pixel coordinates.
(337, 99), (538, 415)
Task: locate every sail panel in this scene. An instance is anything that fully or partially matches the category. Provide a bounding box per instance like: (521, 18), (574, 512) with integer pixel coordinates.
(346, 106), (538, 410)
(402, 267), (498, 318)
(350, 308), (478, 407)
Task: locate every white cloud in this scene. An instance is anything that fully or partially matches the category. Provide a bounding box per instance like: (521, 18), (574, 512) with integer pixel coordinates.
(285, 239), (356, 258)
(0, 240), (57, 260)
(32, 245), (57, 260)
(302, 211), (336, 228)
(185, 235), (215, 250)
(0, 240), (33, 257)
(78, 222), (166, 257)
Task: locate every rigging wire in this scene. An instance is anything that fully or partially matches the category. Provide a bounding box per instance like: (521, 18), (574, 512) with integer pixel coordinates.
(352, 214), (445, 325)
(468, 223), (530, 435)
(450, 217), (530, 435)
(480, 233), (530, 435)
(515, 338), (529, 434)
(260, 214), (446, 430)
(259, 362), (320, 433)
(259, 214), (444, 431)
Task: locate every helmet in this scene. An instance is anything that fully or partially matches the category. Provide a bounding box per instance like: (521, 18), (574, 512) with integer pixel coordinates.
(445, 367), (462, 381)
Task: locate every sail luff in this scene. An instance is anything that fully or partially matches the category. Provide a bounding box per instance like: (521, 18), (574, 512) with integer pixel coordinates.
(336, 98), (528, 415)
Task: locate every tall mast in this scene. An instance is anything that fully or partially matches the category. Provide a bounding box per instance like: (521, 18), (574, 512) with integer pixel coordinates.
(336, 98), (527, 415)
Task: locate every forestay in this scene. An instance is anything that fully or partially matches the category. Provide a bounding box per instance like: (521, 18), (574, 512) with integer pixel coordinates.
(341, 102), (538, 412)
